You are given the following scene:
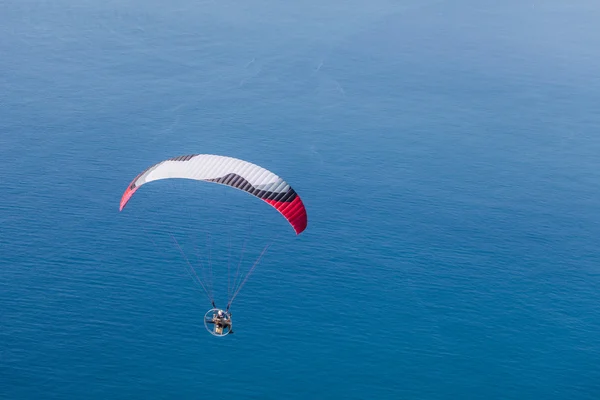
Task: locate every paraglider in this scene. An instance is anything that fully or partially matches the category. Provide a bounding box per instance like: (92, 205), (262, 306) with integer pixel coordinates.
(204, 307), (233, 336)
(119, 154), (307, 337)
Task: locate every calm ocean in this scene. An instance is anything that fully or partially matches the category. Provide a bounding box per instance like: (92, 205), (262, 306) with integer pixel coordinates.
(2, 1), (600, 398)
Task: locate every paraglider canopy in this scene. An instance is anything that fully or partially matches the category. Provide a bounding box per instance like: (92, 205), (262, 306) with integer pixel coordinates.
(120, 154), (307, 235)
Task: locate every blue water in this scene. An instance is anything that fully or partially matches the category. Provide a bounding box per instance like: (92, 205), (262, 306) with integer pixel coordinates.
(2, 1), (600, 398)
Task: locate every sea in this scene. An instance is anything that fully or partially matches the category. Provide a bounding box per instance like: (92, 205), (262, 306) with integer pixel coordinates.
(2, 0), (600, 398)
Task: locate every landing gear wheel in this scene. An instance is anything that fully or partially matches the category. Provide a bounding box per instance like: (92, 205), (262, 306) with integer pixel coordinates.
(204, 308), (233, 337)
